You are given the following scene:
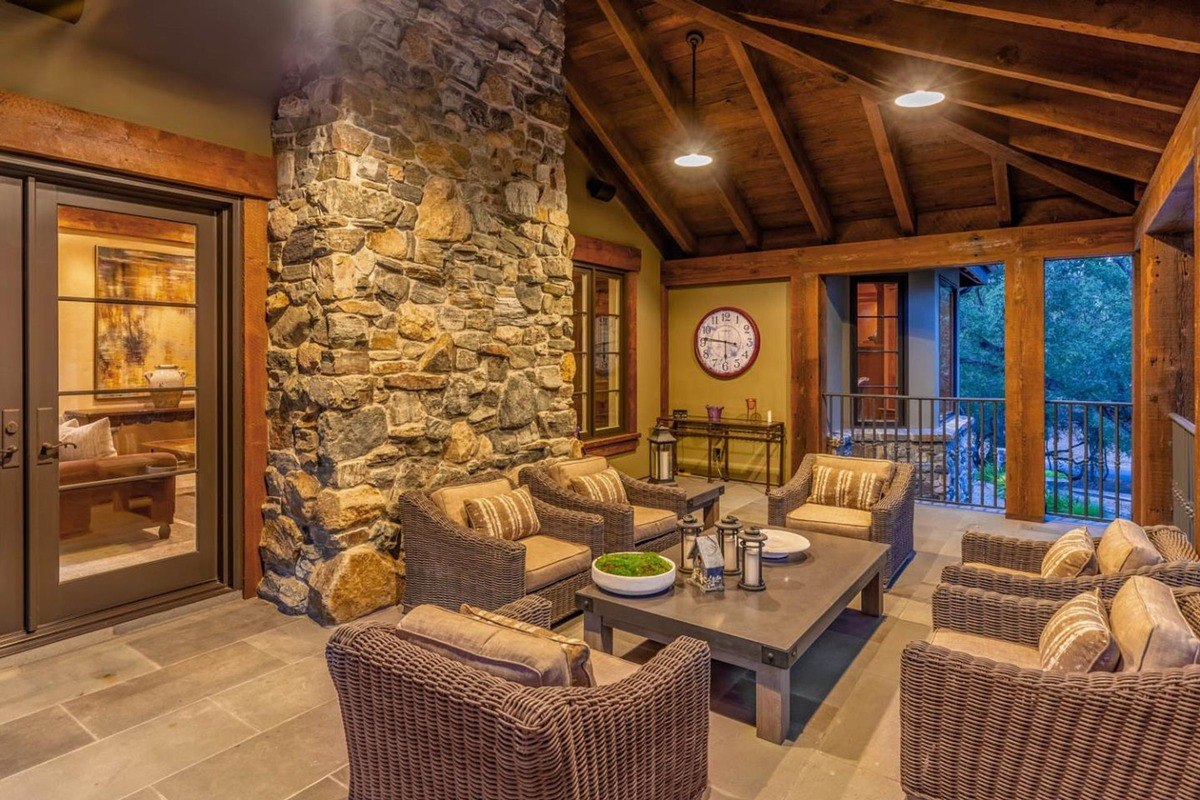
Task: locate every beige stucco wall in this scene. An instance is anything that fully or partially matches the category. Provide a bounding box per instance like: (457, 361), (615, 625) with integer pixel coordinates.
(564, 143), (664, 477)
(668, 281), (791, 482)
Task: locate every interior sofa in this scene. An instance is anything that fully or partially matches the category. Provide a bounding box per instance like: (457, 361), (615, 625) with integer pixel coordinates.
(59, 452), (178, 539)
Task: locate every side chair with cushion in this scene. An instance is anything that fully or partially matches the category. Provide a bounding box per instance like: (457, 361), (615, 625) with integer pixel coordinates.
(901, 581), (1200, 800)
(327, 595), (711, 800)
(768, 453), (916, 585)
(942, 519), (1200, 601)
(520, 456), (687, 553)
(400, 472), (604, 624)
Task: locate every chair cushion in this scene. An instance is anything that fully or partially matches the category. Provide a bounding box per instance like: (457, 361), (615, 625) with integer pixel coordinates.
(961, 562), (1036, 577)
(785, 503), (872, 540)
(928, 629), (1041, 669)
(463, 485), (541, 541)
(1110, 576), (1200, 671)
(522, 535), (592, 592)
(569, 467), (629, 505)
(1040, 527), (1099, 578)
(632, 505), (678, 543)
(548, 456), (608, 488)
(430, 478), (513, 527)
(591, 651), (639, 686)
(1038, 590), (1119, 673)
(1097, 519), (1164, 574)
(397, 605), (574, 687)
(813, 454), (896, 494)
(811, 464), (886, 511)
(459, 604), (594, 687)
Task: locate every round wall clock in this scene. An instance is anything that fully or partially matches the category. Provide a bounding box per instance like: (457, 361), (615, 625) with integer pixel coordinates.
(694, 306), (760, 379)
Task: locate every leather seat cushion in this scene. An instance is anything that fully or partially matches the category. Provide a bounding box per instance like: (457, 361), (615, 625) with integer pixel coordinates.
(523, 535), (592, 592)
(785, 503), (872, 540)
(632, 505), (677, 543)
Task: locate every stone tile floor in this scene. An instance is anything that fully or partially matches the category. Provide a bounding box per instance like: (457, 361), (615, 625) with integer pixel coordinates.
(0, 483), (1072, 800)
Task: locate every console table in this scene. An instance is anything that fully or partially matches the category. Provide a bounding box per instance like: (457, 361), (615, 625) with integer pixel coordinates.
(658, 416), (786, 492)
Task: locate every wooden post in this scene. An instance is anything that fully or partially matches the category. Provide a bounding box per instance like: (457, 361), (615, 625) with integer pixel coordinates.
(242, 199), (269, 598)
(790, 275), (825, 472)
(1134, 237), (1191, 525)
(1004, 255), (1046, 521)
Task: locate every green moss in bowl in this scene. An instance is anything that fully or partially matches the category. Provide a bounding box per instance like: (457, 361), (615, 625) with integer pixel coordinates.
(595, 552), (672, 578)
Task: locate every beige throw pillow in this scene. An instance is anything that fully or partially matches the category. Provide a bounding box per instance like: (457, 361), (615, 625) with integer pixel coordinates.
(461, 604), (594, 687)
(1040, 528), (1098, 578)
(1038, 590), (1119, 673)
(1110, 576), (1200, 671)
(569, 468), (628, 505)
(463, 486), (541, 541)
(811, 464), (884, 511)
(59, 417), (117, 461)
(1097, 519), (1163, 574)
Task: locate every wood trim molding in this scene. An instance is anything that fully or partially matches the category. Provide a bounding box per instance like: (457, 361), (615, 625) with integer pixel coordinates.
(662, 217), (1134, 286)
(242, 199), (269, 599)
(582, 431), (642, 458)
(1003, 254), (1046, 522)
(573, 233), (641, 272)
(0, 91), (277, 199)
(58, 206), (197, 244)
(660, 285), (670, 417)
(1135, 79), (1200, 240)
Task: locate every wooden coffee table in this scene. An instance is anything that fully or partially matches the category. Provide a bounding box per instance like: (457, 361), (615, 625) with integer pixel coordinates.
(576, 530), (888, 744)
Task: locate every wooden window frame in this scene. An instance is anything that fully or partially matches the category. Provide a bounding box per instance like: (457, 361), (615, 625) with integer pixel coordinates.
(849, 274), (908, 425)
(938, 276), (959, 398)
(572, 234), (640, 457)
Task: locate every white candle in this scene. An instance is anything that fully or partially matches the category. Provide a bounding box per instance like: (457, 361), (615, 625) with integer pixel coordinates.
(657, 449), (671, 480)
(744, 546), (761, 586)
(766, 410), (773, 424)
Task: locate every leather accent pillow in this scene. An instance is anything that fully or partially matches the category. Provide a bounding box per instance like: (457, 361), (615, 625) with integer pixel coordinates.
(1110, 576), (1200, 671)
(1038, 590), (1119, 673)
(463, 486), (541, 541)
(569, 468), (628, 505)
(1097, 519), (1163, 574)
(810, 464), (884, 511)
(1040, 528), (1099, 578)
(59, 417), (118, 462)
(460, 604), (594, 687)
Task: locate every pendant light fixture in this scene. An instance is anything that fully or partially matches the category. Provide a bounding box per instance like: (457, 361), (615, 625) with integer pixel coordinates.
(674, 30), (714, 168)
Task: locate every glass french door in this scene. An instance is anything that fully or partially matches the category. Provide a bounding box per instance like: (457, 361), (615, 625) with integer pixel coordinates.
(0, 176), (24, 637)
(25, 184), (221, 626)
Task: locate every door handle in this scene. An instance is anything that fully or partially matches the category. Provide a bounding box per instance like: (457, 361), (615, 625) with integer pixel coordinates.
(39, 441), (76, 459)
(1, 410), (17, 469)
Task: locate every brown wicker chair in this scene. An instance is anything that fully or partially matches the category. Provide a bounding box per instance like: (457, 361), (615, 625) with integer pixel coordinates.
(940, 525), (1200, 600)
(520, 456), (687, 553)
(768, 453), (916, 585)
(901, 584), (1200, 800)
(327, 596), (711, 800)
(399, 472), (604, 624)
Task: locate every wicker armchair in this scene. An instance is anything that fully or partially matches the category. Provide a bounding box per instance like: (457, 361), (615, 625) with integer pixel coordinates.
(400, 472), (604, 624)
(520, 456), (687, 553)
(901, 584), (1200, 800)
(941, 525), (1200, 600)
(327, 596), (711, 800)
(768, 453), (916, 585)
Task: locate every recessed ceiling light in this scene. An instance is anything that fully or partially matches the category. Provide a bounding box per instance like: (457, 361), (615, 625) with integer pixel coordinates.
(674, 152), (714, 168)
(895, 90), (946, 108)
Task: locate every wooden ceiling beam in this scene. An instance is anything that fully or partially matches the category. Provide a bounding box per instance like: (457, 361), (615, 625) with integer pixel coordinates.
(860, 98), (917, 235)
(991, 159), (1012, 227)
(1135, 79), (1200, 240)
(655, 0), (1137, 214)
(892, 0), (1200, 55)
(596, 0), (760, 249)
(1008, 123), (1159, 183)
(742, 0), (1198, 113)
(565, 63), (698, 254)
(726, 37), (834, 242)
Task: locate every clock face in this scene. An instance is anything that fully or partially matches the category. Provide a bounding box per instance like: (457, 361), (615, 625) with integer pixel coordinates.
(694, 306), (760, 379)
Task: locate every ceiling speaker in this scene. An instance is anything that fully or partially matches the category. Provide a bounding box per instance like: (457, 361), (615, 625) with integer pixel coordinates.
(587, 177), (616, 202)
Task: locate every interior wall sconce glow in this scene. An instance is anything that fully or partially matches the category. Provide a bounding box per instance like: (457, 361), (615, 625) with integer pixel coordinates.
(674, 30), (714, 168)
(894, 90), (946, 108)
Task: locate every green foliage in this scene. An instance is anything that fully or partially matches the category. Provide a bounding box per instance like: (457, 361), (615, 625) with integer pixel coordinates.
(974, 463), (1006, 497)
(1045, 493), (1103, 519)
(594, 552), (672, 577)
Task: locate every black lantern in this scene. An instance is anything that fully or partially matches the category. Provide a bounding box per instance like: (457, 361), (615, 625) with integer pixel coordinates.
(738, 527), (768, 592)
(679, 514), (703, 574)
(715, 514), (742, 576)
(648, 423), (678, 484)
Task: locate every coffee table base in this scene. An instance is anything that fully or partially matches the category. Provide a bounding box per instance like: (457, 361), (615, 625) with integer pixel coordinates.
(582, 569), (884, 744)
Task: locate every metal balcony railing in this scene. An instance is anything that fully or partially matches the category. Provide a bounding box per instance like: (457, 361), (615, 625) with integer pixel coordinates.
(1044, 400), (1132, 522)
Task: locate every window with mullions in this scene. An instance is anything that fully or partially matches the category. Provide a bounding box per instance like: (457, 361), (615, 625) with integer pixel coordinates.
(851, 276), (906, 423)
(571, 264), (623, 439)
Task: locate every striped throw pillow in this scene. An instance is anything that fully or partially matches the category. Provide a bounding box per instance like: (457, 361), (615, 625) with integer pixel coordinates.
(463, 486), (541, 541)
(810, 465), (884, 511)
(1041, 528), (1098, 578)
(569, 468), (628, 505)
(1039, 590), (1120, 673)
(460, 604), (595, 687)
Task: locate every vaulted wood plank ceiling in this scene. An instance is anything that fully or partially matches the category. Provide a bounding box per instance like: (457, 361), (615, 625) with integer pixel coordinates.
(564, 0), (1200, 257)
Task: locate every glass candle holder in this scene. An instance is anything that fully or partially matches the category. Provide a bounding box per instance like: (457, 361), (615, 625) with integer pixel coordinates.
(738, 528), (767, 592)
(679, 514), (703, 574)
(714, 514), (742, 575)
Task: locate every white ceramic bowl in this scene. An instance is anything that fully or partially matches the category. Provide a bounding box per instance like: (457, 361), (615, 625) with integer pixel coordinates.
(758, 529), (812, 559)
(591, 553), (676, 596)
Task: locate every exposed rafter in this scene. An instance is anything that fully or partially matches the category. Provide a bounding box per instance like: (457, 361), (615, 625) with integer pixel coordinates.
(893, 0), (1200, 55)
(1008, 123), (1159, 184)
(565, 61), (697, 253)
(726, 37), (833, 242)
(860, 99), (916, 236)
(991, 159), (1012, 227)
(743, 0), (1199, 113)
(595, 0), (760, 248)
(654, 0), (1136, 215)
